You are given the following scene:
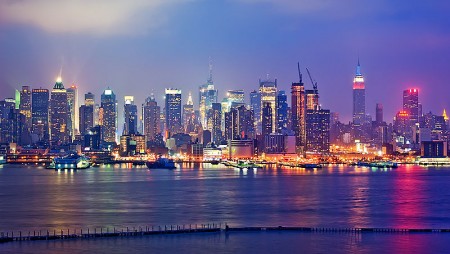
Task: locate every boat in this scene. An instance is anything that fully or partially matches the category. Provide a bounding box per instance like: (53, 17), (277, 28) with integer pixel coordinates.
(48, 152), (91, 169)
(302, 163), (323, 169)
(0, 154), (6, 164)
(357, 161), (398, 168)
(146, 157), (176, 169)
(207, 160), (221, 165)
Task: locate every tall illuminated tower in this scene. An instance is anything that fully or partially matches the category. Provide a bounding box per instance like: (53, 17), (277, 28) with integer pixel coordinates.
(143, 94), (161, 142)
(66, 84), (78, 139)
(123, 96), (138, 135)
(403, 88), (419, 124)
(31, 88), (49, 142)
(291, 67), (306, 154)
(50, 77), (70, 145)
(19, 86), (32, 129)
(101, 88), (117, 144)
(183, 92), (195, 133)
(199, 61), (218, 128)
(352, 59), (365, 126)
(259, 76), (277, 134)
(165, 88), (182, 136)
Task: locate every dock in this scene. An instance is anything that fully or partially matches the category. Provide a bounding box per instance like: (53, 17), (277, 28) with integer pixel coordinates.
(2, 224), (450, 243)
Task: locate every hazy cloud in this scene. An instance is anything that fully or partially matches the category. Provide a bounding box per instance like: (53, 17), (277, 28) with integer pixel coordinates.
(0, 0), (190, 35)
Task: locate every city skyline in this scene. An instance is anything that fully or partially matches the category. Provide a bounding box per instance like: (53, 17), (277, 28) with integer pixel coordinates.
(1, 1), (450, 122)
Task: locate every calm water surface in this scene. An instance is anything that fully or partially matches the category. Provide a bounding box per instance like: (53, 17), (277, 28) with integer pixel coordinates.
(1, 163), (450, 253)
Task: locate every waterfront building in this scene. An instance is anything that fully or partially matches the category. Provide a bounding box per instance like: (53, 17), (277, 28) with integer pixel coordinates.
(353, 59), (366, 127)
(262, 102), (273, 138)
(19, 86), (32, 129)
(393, 110), (412, 144)
(228, 139), (255, 159)
(376, 103), (383, 125)
(250, 90), (261, 135)
(79, 93), (95, 137)
(123, 96), (138, 135)
(66, 84), (78, 139)
(100, 88), (117, 144)
(291, 77), (306, 154)
(84, 125), (101, 150)
(276, 91), (288, 133)
(165, 88), (182, 137)
(306, 109), (331, 153)
(50, 77), (70, 146)
(259, 76), (277, 134)
(31, 88), (49, 142)
(143, 94), (161, 143)
(208, 102), (222, 144)
(198, 62), (218, 128)
(0, 99), (24, 144)
(183, 92), (196, 133)
(403, 89), (419, 125)
(119, 134), (146, 156)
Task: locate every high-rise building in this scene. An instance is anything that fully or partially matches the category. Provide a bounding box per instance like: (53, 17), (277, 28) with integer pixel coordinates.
(143, 94), (161, 142)
(66, 84), (78, 139)
(250, 90), (261, 134)
(259, 76), (277, 134)
(100, 88), (117, 144)
(305, 90), (319, 111)
(403, 89), (419, 124)
(376, 103), (383, 125)
(165, 88), (182, 136)
(276, 91), (288, 133)
(31, 88), (49, 142)
(199, 62), (218, 128)
(262, 102), (273, 137)
(123, 96), (138, 135)
(183, 92), (195, 133)
(306, 109), (330, 153)
(209, 102), (222, 144)
(19, 86), (32, 129)
(353, 59), (365, 126)
(291, 77), (306, 154)
(79, 93), (95, 136)
(50, 77), (70, 145)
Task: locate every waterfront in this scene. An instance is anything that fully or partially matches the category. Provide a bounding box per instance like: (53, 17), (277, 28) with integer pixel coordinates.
(1, 164), (450, 252)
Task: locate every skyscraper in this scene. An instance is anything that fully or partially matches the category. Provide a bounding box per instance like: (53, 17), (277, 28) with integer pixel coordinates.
(250, 90), (261, 134)
(352, 59), (365, 126)
(306, 109), (330, 153)
(198, 62), (218, 128)
(183, 92), (195, 133)
(100, 88), (117, 144)
(403, 89), (419, 124)
(291, 75), (306, 154)
(123, 96), (138, 135)
(79, 93), (94, 136)
(376, 103), (383, 125)
(165, 88), (182, 136)
(19, 86), (32, 129)
(50, 77), (70, 145)
(143, 94), (161, 142)
(276, 90), (288, 133)
(209, 102), (222, 144)
(262, 102), (273, 137)
(66, 84), (78, 139)
(259, 76), (277, 134)
(31, 88), (49, 142)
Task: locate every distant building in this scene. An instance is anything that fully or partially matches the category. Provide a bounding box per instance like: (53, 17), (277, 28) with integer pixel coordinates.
(259, 76), (277, 134)
(353, 59), (365, 127)
(31, 88), (49, 142)
(403, 89), (419, 125)
(421, 141), (447, 158)
(228, 139), (255, 159)
(375, 103), (384, 125)
(165, 88), (182, 137)
(19, 86), (32, 129)
(198, 62), (218, 128)
(100, 88), (117, 144)
(291, 77), (306, 154)
(123, 96), (138, 135)
(276, 91), (288, 133)
(143, 94), (161, 143)
(119, 134), (146, 156)
(84, 126), (101, 150)
(250, 90), (261, 135)
(50, 77), (70, 146)
(66, 84), (78, 139)
(306, 109), (330, 153)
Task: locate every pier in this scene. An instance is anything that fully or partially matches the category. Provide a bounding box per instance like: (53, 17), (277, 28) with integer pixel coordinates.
(2, 224), (450, 243)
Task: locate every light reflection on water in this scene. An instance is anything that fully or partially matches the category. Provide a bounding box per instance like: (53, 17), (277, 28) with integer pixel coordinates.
(1, 164), (450, 233)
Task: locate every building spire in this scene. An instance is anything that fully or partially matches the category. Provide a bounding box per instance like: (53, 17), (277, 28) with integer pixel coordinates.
(207, 57), (213, 84)
(443, 109), (449, 121)
(187, 91), (193, 106)
(356, 57), (362, 76)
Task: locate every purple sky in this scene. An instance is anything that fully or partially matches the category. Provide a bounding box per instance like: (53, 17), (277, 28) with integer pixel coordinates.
(0, 0), (449, 123)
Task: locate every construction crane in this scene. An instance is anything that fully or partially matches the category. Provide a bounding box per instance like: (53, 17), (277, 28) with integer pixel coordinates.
(306, 67), (318, 93)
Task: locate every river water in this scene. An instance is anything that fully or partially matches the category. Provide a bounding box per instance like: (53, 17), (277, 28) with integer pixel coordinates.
(1, 163), (450, 253)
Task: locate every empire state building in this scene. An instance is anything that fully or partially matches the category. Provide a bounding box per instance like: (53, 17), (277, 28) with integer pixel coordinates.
(352, 59), (365, 126)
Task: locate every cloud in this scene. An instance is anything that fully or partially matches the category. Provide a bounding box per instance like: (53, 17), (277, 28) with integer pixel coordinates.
(0, 0), (190, 35)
